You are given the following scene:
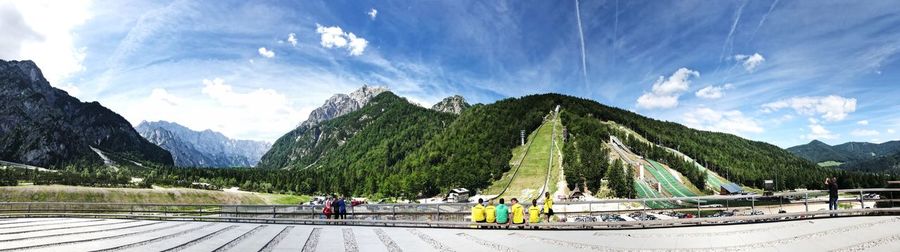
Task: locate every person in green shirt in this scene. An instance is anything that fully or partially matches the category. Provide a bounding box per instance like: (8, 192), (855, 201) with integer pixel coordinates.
(495, 198), (509, 228)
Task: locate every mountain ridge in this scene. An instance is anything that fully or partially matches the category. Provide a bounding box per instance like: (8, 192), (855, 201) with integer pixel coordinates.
(257, 92), (872, 197)
(299, 85), (388, 127)
(0, 59), (173, 167)
(136, 121), (271, 167)
(788, 139), (900, 163)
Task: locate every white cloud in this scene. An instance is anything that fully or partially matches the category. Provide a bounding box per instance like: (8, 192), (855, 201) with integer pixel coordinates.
(768, 114), (794, 125)
(682, 107), (764, 136)
(851, 129), (879, 137)
(857, 120), (869, 125)
(130, 78), (303, 141)
(636, 68), (699, 109)
(287, 33), (297, 47)
(761, 95), (857, 122)
(0, 0), (91, 86)
(367, 8), (377, 20)
(695, 83), (734, 99)
(805, 123), (838, 140)
(315, 23), (368, 56)
(734, 53), (765, 72)
(57, 82), (81, 97)
(889, 129), (896, 134)
(201, 78), (292, 109)
(149, 88), (181, 106)
(257, 47), (275, 58)
(636, 94), (678, 109)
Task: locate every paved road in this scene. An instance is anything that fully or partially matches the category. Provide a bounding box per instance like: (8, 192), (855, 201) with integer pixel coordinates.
(0, 216), (898, 251)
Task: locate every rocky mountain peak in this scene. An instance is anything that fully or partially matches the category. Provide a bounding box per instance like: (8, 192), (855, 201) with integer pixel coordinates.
(0, 60), (173, 167)
(349, 85), (388, 107)
(299, 85), (388, 127)
(1, 60), (40, 81)
(431, 95), (470, 114)
(135, 120), (271, 167)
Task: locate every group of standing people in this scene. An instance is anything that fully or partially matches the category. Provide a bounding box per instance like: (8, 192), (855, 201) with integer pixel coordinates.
(471, 192), (554, 228)
(323, 195), (348, 219)
(825, 177), (839, 213)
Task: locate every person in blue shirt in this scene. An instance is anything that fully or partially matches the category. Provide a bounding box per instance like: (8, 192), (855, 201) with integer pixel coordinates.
(337, 196), (348, 220)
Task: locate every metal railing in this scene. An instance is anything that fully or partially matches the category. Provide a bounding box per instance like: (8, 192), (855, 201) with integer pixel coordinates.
(0, 188), (897, 229)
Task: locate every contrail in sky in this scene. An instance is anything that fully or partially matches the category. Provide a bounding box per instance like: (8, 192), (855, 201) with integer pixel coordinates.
(574, 0), (588, 84)
(751, 0), (779, 41)
(721, 1), (746, 61)
(714, 0), (747, 75)
(612, 0), (619, 66)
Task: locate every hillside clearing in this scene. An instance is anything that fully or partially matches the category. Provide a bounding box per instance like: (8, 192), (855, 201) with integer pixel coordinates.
(0, 185), (308, 205)
(483, 112), (562, 200)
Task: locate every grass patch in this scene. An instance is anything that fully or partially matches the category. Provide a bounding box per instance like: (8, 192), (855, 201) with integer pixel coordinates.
(484, 113), (562, 200)
(818, 161), (843, 167)
(0, 185), (267, 205)
(258, 193), (312, 205)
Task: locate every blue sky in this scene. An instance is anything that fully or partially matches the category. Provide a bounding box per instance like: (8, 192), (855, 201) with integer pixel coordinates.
(2, 0), (899, 147)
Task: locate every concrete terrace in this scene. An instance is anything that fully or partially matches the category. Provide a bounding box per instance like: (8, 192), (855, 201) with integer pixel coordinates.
(0, 216), (898, 251)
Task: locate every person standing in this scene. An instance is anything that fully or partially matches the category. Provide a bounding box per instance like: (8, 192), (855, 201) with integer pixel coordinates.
(495, 198), (509, 228)
(323, 196), (333, 220)
(485, 201), (497, 227)
(330, 194), (340, 220)
(528, 199), (541, 228)
(829, 177), (839, 215)
(337, 196), (347, 220)
(471, 198), (486, 228)
(510, 198), (525, 228)
(543, 192), (554, 223)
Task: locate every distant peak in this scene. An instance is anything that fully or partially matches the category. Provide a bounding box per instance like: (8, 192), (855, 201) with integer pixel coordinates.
(809, 139), (830, 146)
(300, 85), (389, 127)
(432, 94), (470, 114)
(349, 85), (388, 105)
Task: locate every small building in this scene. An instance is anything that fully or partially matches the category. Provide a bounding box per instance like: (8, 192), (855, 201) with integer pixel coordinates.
(610, 135), (632, 153)
(445, 188), (470, 203)
(720, 183), (743, 195)
(569, 187), (584, 200)
(763, 180), (775, 196)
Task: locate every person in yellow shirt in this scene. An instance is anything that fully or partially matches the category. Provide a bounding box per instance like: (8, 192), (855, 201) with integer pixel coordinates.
(471, 198), (486, 228)
(510, 198), (525, 228)
(528, 199), (541, 228)
(543, 192), (554, 223)
(485, 201), (497, 228)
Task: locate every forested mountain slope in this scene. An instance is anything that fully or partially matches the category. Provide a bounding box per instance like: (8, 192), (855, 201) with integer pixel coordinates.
(256, 93), (884, 197)
(258, 92), (458, 194)
(841, 151), (900, 174)
(788, 140), (900, 164)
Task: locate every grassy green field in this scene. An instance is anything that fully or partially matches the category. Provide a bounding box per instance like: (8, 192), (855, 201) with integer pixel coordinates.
(817, 161), (843, 167)
(484, 113), (562, 200)
(634, 181), (676, 208)
(646, 160), (697, 197)
(0, 185), (309, 205)
(604, 120), (733, 193)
